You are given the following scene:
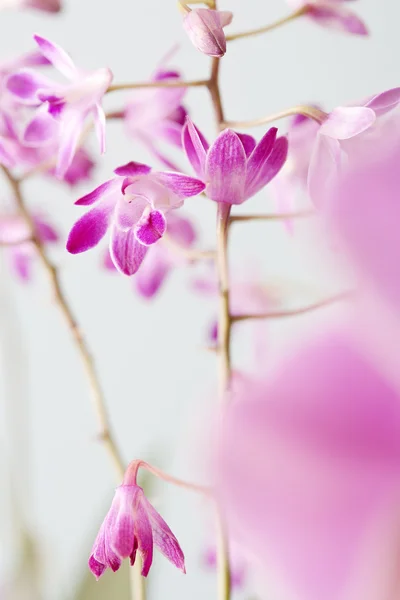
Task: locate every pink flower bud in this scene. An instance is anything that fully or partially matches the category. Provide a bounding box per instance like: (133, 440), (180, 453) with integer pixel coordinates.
(182, 8), (233, 58)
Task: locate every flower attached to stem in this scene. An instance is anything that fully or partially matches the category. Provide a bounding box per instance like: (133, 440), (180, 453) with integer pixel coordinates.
(181, 4), (233, 57)
(89, 461), (185, 579)
(287, 0), (368, 35)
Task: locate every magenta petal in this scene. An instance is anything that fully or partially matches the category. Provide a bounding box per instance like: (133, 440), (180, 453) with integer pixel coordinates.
(245, 127), (277, 191)
(182, 118), (209, 179)
(57, 109), (85, 177)
(183, 9), (231, 58)
(12, 251), (31, 282)
(6, 69), (50, 102)
(135, 496), (154, 577)
(135, 248), (171, 299)
(111, 487), (137, 558)
(309, 5), (368, 36)
(245, 135), (288, 199)
(33, 35), (77, 79)
(206, 129), (246, 204)
(75, 180), (116, 206)
(365, 87), (400, 117)
(88, 555), (106, 580)
(151, 171), (205, 199)
(235, 133), (256, 157)
(135, 210), (166, 246)
(114, 161), (152, 178)
(320, 107), (376, 140)
(142, 495), (185, 573)
(110, 226), (148, 276)
(23, 113), (58, 146)
(66, 203), (113, 254)
(33, 216), (58, 242)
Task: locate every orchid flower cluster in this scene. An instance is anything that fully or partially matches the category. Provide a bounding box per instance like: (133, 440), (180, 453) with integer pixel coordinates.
(2, 1), (400, 600)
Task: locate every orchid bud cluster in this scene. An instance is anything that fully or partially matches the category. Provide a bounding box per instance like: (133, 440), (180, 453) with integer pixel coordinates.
(1, 1), (399, 600)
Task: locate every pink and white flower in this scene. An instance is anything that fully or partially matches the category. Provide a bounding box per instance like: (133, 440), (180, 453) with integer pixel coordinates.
(183, 118), (288, 205)
(67, 161), (205, 276)
(182, 7), (233, 58)
(287, 0), (368, 35)
(6, 35), (112, 177)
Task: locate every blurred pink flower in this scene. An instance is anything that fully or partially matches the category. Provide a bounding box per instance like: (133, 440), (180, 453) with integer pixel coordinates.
(218, 326), (400, 600)
(7, 35), (112, 176)
(0, 212), (58, 281)
(183, 118), (288, 205)
(203, 543), (246, 589)
(0, 0), (60, 11)
(125, 63), (188, 170)
(89, 462), (185, 579)
(287, 0), (368, 35)
(67, 161), (204, 276)
(182, 8), (233, 57)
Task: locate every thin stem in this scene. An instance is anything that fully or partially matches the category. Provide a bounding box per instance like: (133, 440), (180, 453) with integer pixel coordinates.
(107, 79), (209, 93)
(231, 293), (352, 323)
(163, 233), (216, 262)
(0, 237), (33, 246)
(230, 210), (315, 223)
(226, 6), (308, 42)
(223, 105), (328, 129)
(125, 460), (211, 495)
(0, 166), (125, 480)
(208, 59), (225, 130)
(131, 559), (146, 600)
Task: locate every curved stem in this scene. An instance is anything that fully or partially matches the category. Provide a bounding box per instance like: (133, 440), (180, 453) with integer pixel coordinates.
(230, 210), (315, 223)
(231, 293), (352, 323)
(107, 79), (209, 93)
(0, 166), (125, 480)
(226, 6), (308, 42)
(223, 105), (327, 129)
(125, 460), (211, 495)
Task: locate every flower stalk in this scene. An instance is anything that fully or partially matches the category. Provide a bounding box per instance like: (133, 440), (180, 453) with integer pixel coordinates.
(225, 6), (308, 42)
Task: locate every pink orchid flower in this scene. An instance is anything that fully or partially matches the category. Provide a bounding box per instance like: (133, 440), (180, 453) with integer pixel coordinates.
(6, 35), (113, 177)
(218, 326), (400, 600)
(125, 65), (188, 170)
(287, 0), (368, 35)
(182, 8), (233, 58)
(308, 87), (400, 206)
(105, 211), (197, 298)
(0, 0), (60, 11)
(203, 543), (246, 589)
(0, 212), (58, 281)
(67, 161), (205, 276)
(89, 462), (185, 578)
(183, 118), (288, 205)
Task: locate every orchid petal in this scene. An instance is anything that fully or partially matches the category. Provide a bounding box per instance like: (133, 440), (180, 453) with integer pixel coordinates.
(93, 103), (106, 154)
(142, 495), (185, 573)
(88, 555), (106, 580)
(182, 118), (209, 179)
(135, 248), (171, 299)
(12, 251), (31, 282)
(206, 129), (246, 204)
(151, 171), (205, 199)
(6, 68), (51, 103)
(110, 226), (148, 276)
(235, 133), (256, 157)
(114, 162), (152, 178)
(320, 107), (376, 140)
(111, 487), (138, 559)
(308, 134), (341, 208)
(135, 210), (166, 246)
(135, 496), (154, 577)
(365, 88), (400, 117)
(75, 179), (116, 206)
(33, 34), (77, 79)
(116, 196), (148, 229)
(308, 5), (368, 36)
(183, 9), (232, 58)
(57, 109), (85, 177)
(245, 127), (278, 193)
(66, 202), (113, 253)
(23, 112), (58, 146)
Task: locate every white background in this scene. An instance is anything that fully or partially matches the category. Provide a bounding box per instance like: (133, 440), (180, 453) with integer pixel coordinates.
(0, 1), (398, 599)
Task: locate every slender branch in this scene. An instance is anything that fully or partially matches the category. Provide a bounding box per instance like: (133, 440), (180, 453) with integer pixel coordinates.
(226, 6), (308, 42)
(125, 460), (211, 496)
(163, 233), (216, 262)
(223, 105), (327, 129)
(231, 293), (352, 323)
(230, 210), (315, 223)
(0, 237), (33, 247)
(131, 561), (146, 600)
(107, 79), (209, 93)
(0, 165), (125, 480)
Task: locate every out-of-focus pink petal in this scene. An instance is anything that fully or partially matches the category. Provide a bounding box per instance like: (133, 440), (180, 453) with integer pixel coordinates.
(62, 147), (95, 187)
(167, 212), (196, 247)
(308, 4), (368, 35)
(11, 250), (31, 282)
(135, 210), (166, 246)
(57, 109), (84, 177)
(206, 129), (246, 204)
(33, 216), (59, 242)
(365, 87), (400, 117)
(183, 9), (233, 58)
(26, 0), (61, 12)
(6, 68), (51, 102)
(33, 34), (77, 79)
(151, 171), (205, 199)
(182, 118), (209, 179)
(114, 162), (151, 178)
(135, 496), (154, 577)
(320, 107), (376, 140)
(134, 246), (171, 299)
(142, 494), (185, 573)
(110, 226), (148, 276)
(246, 136), (288, 199)
(23, 112), (59, 146)
(66, 203), (113, 253)
(308, 134), (341, 207)
(93, 103), (106, 154)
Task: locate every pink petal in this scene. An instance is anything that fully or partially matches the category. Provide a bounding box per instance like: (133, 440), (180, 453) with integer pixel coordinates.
(182, 118), (209, 179)
(206, 129), (247, 205)
(365, 87), (400, 117)
(167, 212), (196, 247)
(57, 109), (85, 177)
(11, 250), (31, 282)
(110, 226), (148, 276)
(88, 555), (106, 580)
(134, 247), (171, 299)
(245, 135), (288, 199)
(33, 35), (77, 79)
(23, 112), (59, 146)
(116, 196), (148, 229)
(308, 5), (368, 36)
(93, 103), (106, 154)
(320, 107), (376, 140)
(33, 216), (58, 242)
(151, 171), (205, 199)
(75, 179), (116, 206)
(111, 486), (138, 559)
(135, 210), (166, 246)
(62, 147), (95, 187)
(6, 69), (51, 102)
(218, 10), (233, 27)
(235, 132), (256, 157)
(183, 9), (232, 57)
(142, 494), (185, 573)
(135, 495), (154, 577)
(66, 203), (113, 254)
(245, 127), (277, 194)
(308, 134), (341, 207)
(114, 162), (151, 177)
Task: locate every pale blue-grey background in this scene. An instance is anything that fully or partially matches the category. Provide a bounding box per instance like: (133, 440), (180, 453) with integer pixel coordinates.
(0, 1), (397, 599)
